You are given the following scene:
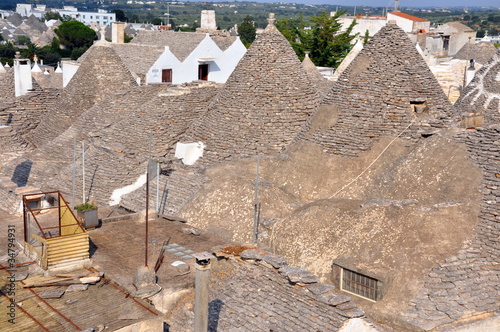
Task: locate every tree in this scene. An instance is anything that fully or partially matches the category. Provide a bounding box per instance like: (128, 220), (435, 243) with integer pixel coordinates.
(15, 35), (31, 46)
(239, 15), (256, 47)
(44, 11), (64, 22)
(55, 21), (97, 50)
(275, 15), (310, 60)
(112, 9), (128, 22)
(309, 11), (358, 68)
(276, 11), (357, 68)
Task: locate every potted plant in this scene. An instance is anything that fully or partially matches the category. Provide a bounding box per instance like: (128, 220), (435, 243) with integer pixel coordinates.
(74, 202), (98, 229)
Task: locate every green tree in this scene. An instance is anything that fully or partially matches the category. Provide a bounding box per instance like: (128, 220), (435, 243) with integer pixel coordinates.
(239, 15), (256, 47)
(55, 21), (97, 50)
(15, 35), (31, 46)
(309, 11), (357, 68)
(112, 9), (128, 22)
(44, 11), (64, 21)
(276, 11), (357, 68)
(275, 15), (310, 60)
(71, 47), (88, 60)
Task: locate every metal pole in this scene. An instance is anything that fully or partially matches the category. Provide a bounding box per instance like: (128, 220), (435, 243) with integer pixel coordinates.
(145, 171), (149, 267)
(156, 161), (159, 215)
(72, 137), (76, 209)
(194, 261), (211, 332)
(82, 140), (85, 204)
(252, 156), (260, 244)
(145, 130), (152, 267)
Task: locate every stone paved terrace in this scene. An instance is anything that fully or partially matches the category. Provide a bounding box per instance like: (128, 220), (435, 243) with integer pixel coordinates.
(301, 22), (458, 157)
(454, 47), (500, 125)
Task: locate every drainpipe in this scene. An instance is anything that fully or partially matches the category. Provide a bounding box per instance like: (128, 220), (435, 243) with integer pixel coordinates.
(193, 252), (213, 332)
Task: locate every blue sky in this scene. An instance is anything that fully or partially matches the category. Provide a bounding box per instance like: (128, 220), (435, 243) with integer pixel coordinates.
(269, 0), (500, 7)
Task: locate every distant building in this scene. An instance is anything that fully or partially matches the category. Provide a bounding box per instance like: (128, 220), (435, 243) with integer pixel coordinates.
(15, 3), (115, 26)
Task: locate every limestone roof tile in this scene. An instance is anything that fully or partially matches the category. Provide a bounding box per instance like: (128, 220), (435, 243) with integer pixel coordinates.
(210, 35), (238, 51)
(454, 47), (500, 124)
(26, 44), (138, 146)
(181, 20), (321, 165)
(131, 30), (207, 61)
(302, 21), (456, 157)
(302, 53), (331, 96)
(166, 251), (379, 332)
(453, 41), (497, 64)
(110, 43), (165, 76)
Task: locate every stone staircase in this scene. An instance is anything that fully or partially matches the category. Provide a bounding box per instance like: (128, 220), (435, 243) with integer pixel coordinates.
(429, 60), (467, 104)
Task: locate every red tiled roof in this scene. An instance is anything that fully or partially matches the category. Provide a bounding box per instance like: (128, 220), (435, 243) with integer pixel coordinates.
(389, 12), (427, 22)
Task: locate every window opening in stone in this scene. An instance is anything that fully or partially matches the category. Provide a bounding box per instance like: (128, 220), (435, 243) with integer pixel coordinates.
(198, 64), (209, 81)
(162, 69), (172, 83)
(410, 100), (427, 114)
(442, 36), (450, 51)
(341, 268), (378, 302)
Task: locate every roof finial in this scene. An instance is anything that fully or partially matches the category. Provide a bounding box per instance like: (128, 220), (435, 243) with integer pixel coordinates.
(267, 13), (275, 25)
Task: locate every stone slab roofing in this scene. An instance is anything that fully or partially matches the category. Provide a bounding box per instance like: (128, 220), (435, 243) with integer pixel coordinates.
(210, 35), (239, 51)
(180, 18), (321, 165)
(110, 43), (165, 77)
(166, 251), (380, 332)
(402, 125), (500, 331)
(453, 41), (497, 65)
(26, 43), (138, 146)
(0, 83), (220, 212)
(0, 69), (15, 102)
(302, 52), (332, 96)
(131, 30), (207, 61)
(454, 47), (500, 125)
(301, 21), (456, 157)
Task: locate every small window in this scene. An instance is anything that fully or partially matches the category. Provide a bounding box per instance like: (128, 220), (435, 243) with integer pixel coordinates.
(341, 268), (378, 302)
(410, 100), (427, 114)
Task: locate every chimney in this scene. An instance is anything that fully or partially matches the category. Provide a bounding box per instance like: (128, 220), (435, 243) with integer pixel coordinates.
(193, 251), (213, 332)
(200, 10), (216, 30)
(14, 52), (32, 97)
(112, 22), (125, 43)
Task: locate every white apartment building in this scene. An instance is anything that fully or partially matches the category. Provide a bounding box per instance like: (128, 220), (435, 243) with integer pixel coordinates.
(16, 4), (115, 26)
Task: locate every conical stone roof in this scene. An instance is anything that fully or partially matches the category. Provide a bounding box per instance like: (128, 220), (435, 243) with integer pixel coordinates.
(454, 48), (500, 125)
(302, 52), (331, 96)
(26, 44), (138, 146)
(301, 21), (456, 157)
(182, 14), (321, 165)
(453, 41), (497, 65)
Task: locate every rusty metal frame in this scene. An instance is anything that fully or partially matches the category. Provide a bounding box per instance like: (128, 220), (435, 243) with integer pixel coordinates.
(22, 191), (85, 241)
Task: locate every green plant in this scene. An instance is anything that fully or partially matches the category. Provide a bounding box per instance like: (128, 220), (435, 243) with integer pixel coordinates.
(74, 202), (97, 211)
